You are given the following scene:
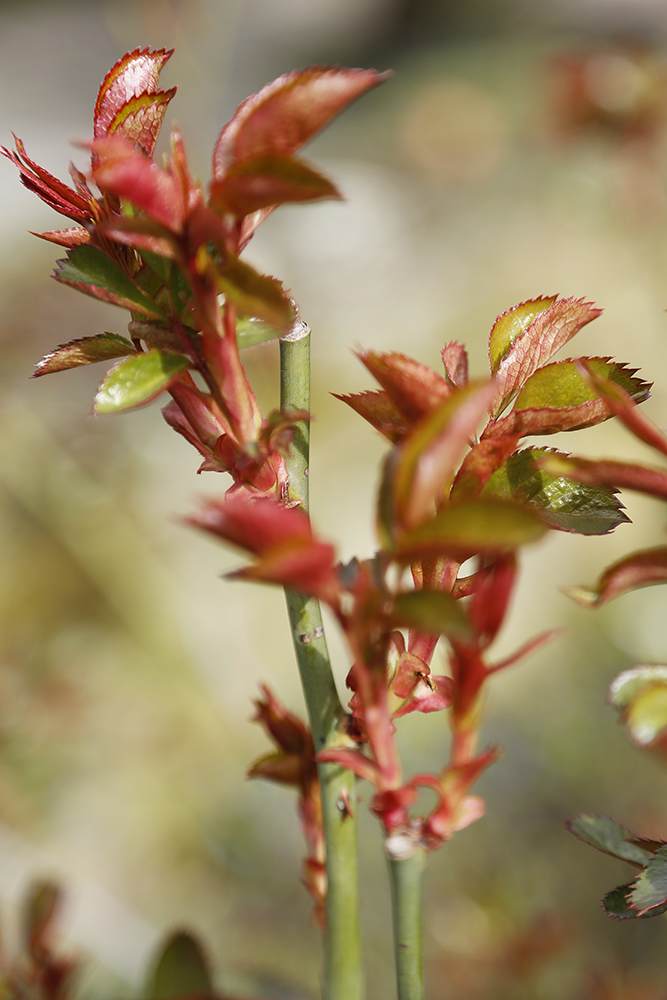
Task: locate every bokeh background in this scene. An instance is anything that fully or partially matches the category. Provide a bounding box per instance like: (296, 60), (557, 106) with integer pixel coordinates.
(3, 0), (667, 997)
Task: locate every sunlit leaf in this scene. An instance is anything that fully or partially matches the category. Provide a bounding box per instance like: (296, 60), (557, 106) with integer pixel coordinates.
(483, 448), (629, 535)
(94, 47), (176, 155)
(564, 548), (667, 608)
(541, 453), (667, 503)
(216, 256), (295, 331)
(391, 590), (472, 640)
(333, 389), (408, 443)
(91, 136), (185, 233)
(578, 359), (667, 461)
(32, 333), (137, 377)
(210, 152), (341, 216)
(357, 349), (452, 421)
(566, 815), (653, 867)
(54, 244), (165, 318)
(236, 316), (284, 348)
(146, 930), (212, 999)
(489, 295), (557, 374)
(491, 297), (602, 416)
(515, 357), (650, 410)
(395, 498), (546, 560)
(107, 90), (176, 157)
(213, 66), (390, 176)
(609, 666), (667, 748)
(441, 342), (468, 388)
(94, 349), (189, 413)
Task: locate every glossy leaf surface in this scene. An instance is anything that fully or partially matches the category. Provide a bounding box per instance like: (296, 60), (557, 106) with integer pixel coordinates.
(54, 245), (165, 318)
(358, 349), (452, 421)
(236, 316), (285, 348)
(210, 152), (341, 216)
(94, 349), (189, 413)
(483, 448), (629, 535)
(94, 47), (176, 155)
(489, 295), (557, 374)
(32, 333), (137, 376)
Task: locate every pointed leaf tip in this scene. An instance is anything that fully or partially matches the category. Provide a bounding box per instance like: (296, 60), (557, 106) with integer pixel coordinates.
(94, 349), (189, 414)
(94, 47), (176, 154)
(146, 930), (212, 1000)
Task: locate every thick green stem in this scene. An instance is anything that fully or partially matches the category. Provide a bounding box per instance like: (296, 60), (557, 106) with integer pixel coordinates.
(386, 836), (425, 1000)
(280, 323), (363, 1000)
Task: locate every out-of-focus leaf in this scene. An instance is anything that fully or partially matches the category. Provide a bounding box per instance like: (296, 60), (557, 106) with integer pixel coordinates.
(210, 152), (341, 216)
(391, 380), (498, 531)
(491, 297), (602, 416)
(54, 244), (165, 318)
(2, 134), (91, 224)
(216, 256), (295, 331)
(441, 342), (468, 387)
(629, 847), (667, 916)
(609, 666), (667, 748)
(213, 66), (390, 176)
(357, 349), (452, 422)
(32, 333), (137, 377)
(391, 590), (472, 640)
(483, 448), (629, 535)
(541, 454), (667, 503)
(602, 883), (639, 919)
(333, 390), (408, 443)
(566, 815), (653, 867)
(395, 498), (546, 560)
(451, 436), (520, 500)
(97, 215), (177, 258)
(578, 359), (667, 460)
(146, 930), (212, 999)
(24, 880), (61, 956)
(564, 548), (667, 608)
(489, 295), (557, 374)
(94, 47), (176, 156)
(94, 349), (189, 413)
(236, 316), (284, 348)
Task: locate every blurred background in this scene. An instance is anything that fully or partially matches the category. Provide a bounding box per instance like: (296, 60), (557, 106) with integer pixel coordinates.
(4, 0), (667, 997)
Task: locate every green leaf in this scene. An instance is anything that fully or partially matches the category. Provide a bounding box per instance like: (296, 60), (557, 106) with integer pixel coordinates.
(515, 357), (650, 411)
(236, 316), (283, 348)
(483, 448), (629, 535)
(609, 666), (667, 747)
(94, 349), (189, 413)
(391, 590), (472, 640)
(489, 296), (557, 374)
(396, 498), (546, 560)
(566, 815), (653, 867)
(146, 931), (213, 999)
(216, 255), (295, 332)
(32, 333), (137, 376)
(54, 244), (165, 318)
(602, 883), (638, 919)
(629, 847), (667, 916)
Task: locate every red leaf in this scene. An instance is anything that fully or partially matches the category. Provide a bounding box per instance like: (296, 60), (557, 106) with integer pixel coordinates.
(358, 349), (452, 422)
(2, 134), (91, 224)
(94, 47), (176, 154)
(32, 333), (137, 377)
(105, 90), (177, 157)
(213, 66), (390, 177)
(91, 135), (185, 232)
(564, 547), (667, 608)
(541, 454), (667, 502)
(96, 215), (177, 257)
(451, 436), (520, 500)
(578, 359), (667, 460)
(393, 675), (453, 718)
(442, 341), (469, 387)
(333, 389), (408, 442)
(210, 153), (341, 217)
(492, 297), (602, 416)
(32, 227), (91, 248)
(316, 747), (380, 785)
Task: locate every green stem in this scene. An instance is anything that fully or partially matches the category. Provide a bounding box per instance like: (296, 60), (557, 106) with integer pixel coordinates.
(280, 323), (363, 1000)
(386, 836), (425, 1000)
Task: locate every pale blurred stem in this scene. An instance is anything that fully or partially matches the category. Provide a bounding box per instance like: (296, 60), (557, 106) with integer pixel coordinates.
(280, 326), (363, 1000)
(387, 846), (426, 1000)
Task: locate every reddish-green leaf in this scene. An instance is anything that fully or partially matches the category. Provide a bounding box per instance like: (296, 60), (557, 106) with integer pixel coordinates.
(451, 436), (520, 500)
(564, 547), (667, 608)
(94, 349), (189, 413)
(578, 359), (667, 461)
(96, 215), (177, 258)
(629, 847), (667, 917)
(391, 590), (471, 639)
(216, 256), (295, 331)
(541, 453), (667, 503)
(91, 136), (185, 233)
(389, 380), (498, 532)
(213, 66), (390, 177)
(395, 498), (546, 560)
(491, 297), (602, 416)
(357, 349), (452, 422)
(94, 47), (176, 155)
(441, 342), (469, 388)
(489, 295), (557, 374)
(34, 227), (91, 248)
(32, 333), (137, 377)
(484, 448), (630, 535)
(2, 134), (91, 224)
(609, 666), (667, 748)
(566, 815), (653, 867)
(54, 244), (165, 318)
(146, 930), (212, 1000)
(333, 390), (408, 442)
(210, 152), (341, 216)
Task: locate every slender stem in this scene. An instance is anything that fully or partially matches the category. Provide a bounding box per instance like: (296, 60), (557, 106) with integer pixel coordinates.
(386, 836), (425, 1000)
(280, 323), (363, 1000)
